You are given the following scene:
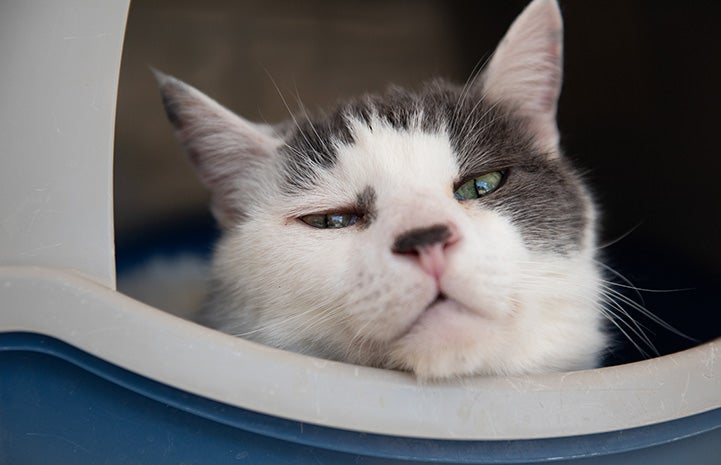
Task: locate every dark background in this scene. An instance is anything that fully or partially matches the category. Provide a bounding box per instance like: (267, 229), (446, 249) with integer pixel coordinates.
(114, 0), (721, 365)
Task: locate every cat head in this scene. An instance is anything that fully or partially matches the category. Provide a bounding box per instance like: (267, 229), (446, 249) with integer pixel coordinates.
(156, 0), (607, 379)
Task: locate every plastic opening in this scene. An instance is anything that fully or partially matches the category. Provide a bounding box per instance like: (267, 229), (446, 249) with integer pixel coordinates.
(114, 1), (721, 367)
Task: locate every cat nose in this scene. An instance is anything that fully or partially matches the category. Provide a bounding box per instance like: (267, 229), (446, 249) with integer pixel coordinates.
(392, 224), (460, 279)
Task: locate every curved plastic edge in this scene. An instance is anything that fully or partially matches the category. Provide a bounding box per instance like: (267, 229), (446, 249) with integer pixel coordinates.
(3, 331), (720, 463)
(0, 0), (130, 288)
(0, 266), (719, 440)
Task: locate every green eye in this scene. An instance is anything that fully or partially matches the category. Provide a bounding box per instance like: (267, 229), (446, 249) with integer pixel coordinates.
(300, 213), (359, 229)
(454, 170), (505, 201)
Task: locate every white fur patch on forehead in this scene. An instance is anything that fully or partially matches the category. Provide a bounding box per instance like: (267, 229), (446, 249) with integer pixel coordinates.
(330, 115), (460, 198)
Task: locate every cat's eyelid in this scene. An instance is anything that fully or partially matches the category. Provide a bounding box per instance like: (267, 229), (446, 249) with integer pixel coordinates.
(454, 168), (510, 190)
(295, 206), (363, 218)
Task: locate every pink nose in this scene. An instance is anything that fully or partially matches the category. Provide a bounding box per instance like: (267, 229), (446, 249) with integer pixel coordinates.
(392, 224), (460, 279)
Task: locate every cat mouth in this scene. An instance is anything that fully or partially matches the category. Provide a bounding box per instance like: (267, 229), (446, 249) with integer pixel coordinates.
(396, 292), (470, 339)
(431, 292), (448, 306)
(425, 292), (471, 316)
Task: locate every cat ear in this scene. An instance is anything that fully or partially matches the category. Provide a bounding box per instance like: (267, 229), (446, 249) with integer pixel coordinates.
(153, 70), (281, 229)
(481, 0), (563, 151)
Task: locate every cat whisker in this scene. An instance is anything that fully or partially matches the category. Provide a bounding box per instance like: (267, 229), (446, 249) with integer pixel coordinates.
(599, 284), (697, 342)
(599, 307), (653, 359)
(343, 304), (399, 363)
(463, 99), (503, 136)
(595, 222), (643, 250)
(594, 261), (696, 340)
(344, 318), (373, 361)
(232, 305), (326, 338)
(515, 262), (697, 358)
(599, 279), (693, 294)
(600, 292), (658, 356)
(453, 53), (493, 125)
(594, 259), (645, 307)
(232, 292), (347, 338)
(262, 67), (320, 160)
(454, 100), (505, 172)
(291, 82), (335, 158)
(455, 91), (500, 150)
(239, 291), (377, 358)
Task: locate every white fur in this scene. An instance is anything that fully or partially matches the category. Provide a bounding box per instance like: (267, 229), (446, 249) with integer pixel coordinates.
(208, 117), (605, 379)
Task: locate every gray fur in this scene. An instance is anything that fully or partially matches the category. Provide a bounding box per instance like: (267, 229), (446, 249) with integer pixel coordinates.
(279, 80), (589, 255)
(355, 186), (377, 228)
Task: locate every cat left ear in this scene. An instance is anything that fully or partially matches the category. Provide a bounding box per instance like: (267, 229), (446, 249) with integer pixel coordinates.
(153, 69), (282, 229)
(481, 0), (563, 151)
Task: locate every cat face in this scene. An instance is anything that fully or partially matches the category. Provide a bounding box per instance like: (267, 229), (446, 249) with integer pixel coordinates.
(156, 0), (607, 379)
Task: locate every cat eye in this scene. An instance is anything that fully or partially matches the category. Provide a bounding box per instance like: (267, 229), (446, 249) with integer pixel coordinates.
(454, 170), (506, 201)
(300, 213), (360, 229)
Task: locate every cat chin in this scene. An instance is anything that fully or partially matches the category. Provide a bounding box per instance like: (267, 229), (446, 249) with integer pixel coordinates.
(396, 296), (497, 341)
(386, 302), (509, 379)
(386, 326), (594, 381)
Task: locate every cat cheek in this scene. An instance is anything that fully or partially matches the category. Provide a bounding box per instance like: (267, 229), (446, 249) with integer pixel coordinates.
(345, 277), (432, 343)
(448, 259), (516, 316)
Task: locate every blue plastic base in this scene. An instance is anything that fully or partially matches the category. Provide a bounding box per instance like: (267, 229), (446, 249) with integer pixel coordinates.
(1, 332), (719, 464)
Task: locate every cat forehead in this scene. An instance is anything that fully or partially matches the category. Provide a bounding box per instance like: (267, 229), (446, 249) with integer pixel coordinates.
(278, 81), (542, 194)
(272, 123), (458, 221)
(333, 119), (459, 191)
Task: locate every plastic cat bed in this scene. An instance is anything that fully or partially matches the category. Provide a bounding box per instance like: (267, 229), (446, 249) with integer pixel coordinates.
(1, 1), (720, 464)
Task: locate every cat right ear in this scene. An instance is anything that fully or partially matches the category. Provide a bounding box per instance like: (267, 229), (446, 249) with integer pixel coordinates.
(480, 0), (563, 151)
(153, 69), (281, 229)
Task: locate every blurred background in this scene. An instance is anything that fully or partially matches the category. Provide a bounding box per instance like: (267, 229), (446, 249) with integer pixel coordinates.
(114, 0), (721, 365)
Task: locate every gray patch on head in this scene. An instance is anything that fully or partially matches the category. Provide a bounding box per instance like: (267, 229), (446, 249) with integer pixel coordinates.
(278, 80), (590, 254)
(280, 112), (353, 191)
(356, 185), (377, 228)
(279, 87), (422, 191)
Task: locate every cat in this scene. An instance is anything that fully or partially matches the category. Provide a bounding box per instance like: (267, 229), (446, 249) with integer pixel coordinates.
(154, 0), (607, 380)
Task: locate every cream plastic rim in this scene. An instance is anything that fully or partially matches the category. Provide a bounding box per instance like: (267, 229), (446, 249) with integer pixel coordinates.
(1, 265), (719, 440)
